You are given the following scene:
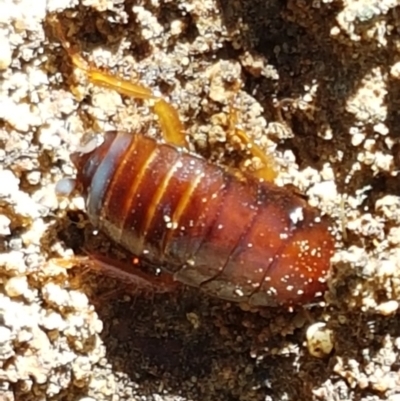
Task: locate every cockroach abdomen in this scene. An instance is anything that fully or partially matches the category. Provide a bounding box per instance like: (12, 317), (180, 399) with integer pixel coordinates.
(71, 131), (334, 307)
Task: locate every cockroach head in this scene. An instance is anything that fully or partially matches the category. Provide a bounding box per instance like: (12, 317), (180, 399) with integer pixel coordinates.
(70, 132), (115, 196)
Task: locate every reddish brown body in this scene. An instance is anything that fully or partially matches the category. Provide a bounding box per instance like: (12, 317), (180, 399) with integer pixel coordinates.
(71, 131), (334, 307)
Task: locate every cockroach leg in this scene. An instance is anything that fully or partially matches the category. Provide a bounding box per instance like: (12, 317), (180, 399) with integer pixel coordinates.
(87, 69), (188, 148)
(57, 252), (180, 299)
(80, 251), (180, 294)
(152, 98), (187, 148)
(82, 68), (188, 148)
(52, 18), (188, 149)
(227, 103), (277, 182)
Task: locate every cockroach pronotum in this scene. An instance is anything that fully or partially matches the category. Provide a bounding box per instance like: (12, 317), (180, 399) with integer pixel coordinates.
(53, 19), (335, 307)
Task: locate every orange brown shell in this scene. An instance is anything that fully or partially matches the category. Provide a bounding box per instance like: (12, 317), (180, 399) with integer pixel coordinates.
(71, 131), (334, 307)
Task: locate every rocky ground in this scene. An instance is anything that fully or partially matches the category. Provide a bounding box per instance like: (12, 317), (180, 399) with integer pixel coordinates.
(1, 0), (400, 400)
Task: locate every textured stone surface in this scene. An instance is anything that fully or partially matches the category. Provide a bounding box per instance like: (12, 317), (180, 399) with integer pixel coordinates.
(2, 0), (400, 400)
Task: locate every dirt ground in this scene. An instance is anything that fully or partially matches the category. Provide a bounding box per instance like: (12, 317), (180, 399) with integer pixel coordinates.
(2, 0), (400, 400)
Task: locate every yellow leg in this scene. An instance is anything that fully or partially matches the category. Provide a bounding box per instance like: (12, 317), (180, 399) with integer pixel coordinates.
(51, 17), (188, 149)
(51, 17), (275, 177)
(227, 105), (277, 182)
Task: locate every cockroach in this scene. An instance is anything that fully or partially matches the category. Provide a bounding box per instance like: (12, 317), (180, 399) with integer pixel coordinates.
(53, 19), (335, 307)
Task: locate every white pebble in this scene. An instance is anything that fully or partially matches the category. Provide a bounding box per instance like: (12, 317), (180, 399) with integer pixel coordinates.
(3, 101), (40, 132)
(0, 169), (19, 197)
(306, 322), (334, 358)
(4, 276), (29, 297)
(41, 311), (66, 331)
(25, 171), (41, 186)
(376, 300), (399, 316)
(0, 326), (11, 344)
(0, 34), (12, 70)
(0, 214), (11, 236)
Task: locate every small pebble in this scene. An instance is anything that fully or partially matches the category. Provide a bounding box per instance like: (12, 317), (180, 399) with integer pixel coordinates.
(0, 326), (12, 345)
(0, 170), (19, 198)
(306, 322), (334, 358)
(0, 214), (11, 236)
(0, 35), (12, 70)
(4, 276), (29, 298)
(376, 300), (399, 316)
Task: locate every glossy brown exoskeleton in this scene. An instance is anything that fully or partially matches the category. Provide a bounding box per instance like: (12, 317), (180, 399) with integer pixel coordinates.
(54, 19), (335, 307)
